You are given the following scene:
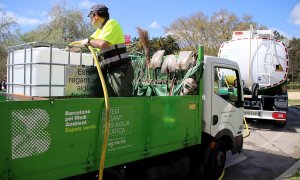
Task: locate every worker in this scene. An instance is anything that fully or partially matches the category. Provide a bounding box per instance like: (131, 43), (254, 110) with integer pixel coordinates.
(76, 4), (134, 97)
(1, 79), (6, 91)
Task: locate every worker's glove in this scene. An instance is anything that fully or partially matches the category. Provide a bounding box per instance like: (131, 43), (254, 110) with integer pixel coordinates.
(66, 40), (85, 52)
(68, 41), (83, 47)
(81, 38), (90, 46)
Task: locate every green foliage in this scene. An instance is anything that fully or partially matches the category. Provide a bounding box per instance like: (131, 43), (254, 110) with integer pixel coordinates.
(287, 82), (300, 89)
(0, 8), (20, 79)
(288, 38), (300, 83)
(273, 30), (286, 41)
(288, 100), (300, 106)
(128, 35), (180, 58)
(150, 36), (180, 55)
(0, 45), (7, 79)
(288, 169), (300, 180)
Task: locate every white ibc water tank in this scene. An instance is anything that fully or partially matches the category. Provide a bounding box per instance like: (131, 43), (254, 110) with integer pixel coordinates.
(7, 46), (94, 97)
(218, 30), (289, 90)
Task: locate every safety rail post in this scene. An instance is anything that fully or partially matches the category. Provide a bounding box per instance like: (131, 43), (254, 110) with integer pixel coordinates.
(11, 48), (14, 94)
(30, 44), (33, 96)
(49, 43), (53, 97)
(23, 44), (27, 95)
(198, 45), (204, 63)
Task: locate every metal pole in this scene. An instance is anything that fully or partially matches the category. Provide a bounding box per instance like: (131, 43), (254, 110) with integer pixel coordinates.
(11, 49), (14, 94)
(49, 45), (53, 97)
(24, 44), (26, 95)
(30, 45), (33, 96)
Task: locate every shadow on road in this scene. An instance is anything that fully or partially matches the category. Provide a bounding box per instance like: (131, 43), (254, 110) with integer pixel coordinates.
(225, 107), (300, 179)
(224, 149), (297, 180)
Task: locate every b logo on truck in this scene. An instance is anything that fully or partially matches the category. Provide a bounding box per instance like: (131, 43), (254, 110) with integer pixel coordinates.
(11, 108), (51, 159)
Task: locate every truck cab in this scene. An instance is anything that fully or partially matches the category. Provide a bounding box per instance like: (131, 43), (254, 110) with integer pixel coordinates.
(202, 56), (244, 153)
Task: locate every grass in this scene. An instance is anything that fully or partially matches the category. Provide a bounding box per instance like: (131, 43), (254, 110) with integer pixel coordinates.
(289, 100), (300, 106)
(289, 169), (300, 180)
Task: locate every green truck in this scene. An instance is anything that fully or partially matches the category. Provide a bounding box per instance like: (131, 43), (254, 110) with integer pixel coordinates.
(1, 42), (244, 179)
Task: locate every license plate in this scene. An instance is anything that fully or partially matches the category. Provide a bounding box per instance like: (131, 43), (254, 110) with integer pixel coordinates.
(245, 111), (260, 116)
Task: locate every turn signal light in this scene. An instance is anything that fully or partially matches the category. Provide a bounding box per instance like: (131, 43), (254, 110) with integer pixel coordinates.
(272, 112), (287, 119)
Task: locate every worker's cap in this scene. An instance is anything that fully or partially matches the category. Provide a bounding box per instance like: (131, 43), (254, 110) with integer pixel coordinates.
(88, 4), (108, 17)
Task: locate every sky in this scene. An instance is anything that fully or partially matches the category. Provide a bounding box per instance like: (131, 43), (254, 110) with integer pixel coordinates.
(1, 0), (300, 39)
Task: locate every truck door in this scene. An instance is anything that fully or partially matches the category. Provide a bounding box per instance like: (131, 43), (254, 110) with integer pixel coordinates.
(211, 64), (244, 137)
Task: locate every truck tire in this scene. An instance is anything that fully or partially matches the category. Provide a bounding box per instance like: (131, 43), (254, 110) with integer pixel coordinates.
(103, 168), (126, 180)
(208, 140), (226, 179)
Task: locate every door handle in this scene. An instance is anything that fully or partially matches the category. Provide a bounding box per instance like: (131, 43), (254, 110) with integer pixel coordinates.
(213, 115), (218, 125)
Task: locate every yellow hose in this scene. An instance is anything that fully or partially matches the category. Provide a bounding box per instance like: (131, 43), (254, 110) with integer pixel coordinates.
(87, 46), (110, 180)
(243, 117), (250, 138)
(224, 77), (229, 88)
(218, 169), (225, 180)
(217, 118), (249, 180)
(223, 74), (250, 139)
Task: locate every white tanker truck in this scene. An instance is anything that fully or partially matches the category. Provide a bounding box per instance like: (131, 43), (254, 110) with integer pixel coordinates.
(218, 29), (288, 126)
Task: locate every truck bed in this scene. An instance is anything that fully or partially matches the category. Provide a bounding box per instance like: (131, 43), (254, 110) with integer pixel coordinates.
(0, 95), (202, 179)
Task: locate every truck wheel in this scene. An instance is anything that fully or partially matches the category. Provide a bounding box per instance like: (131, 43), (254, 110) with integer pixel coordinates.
(103, 168), (126, 180)
(208, 140), (226, 179)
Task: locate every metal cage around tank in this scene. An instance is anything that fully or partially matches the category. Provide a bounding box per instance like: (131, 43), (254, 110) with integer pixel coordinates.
(6, 42), (95, 97)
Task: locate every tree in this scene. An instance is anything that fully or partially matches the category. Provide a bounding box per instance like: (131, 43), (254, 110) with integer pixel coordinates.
(150, 36), (180, 55)
(288, 38), (300, 84)
(165, 11), (209, 53)
(273, 30), (287, 41)
(165, 10), (267, 56)
(0, 9), (18, 43)
(0, 8), (19, 79)
(127, 37), (143, 55)
(127, 35), (180, 58)
(0, 45), (7, 79)
(20, 2), (93, 44)
(235, 15), (257, 31)
(208, 10), (240, 55)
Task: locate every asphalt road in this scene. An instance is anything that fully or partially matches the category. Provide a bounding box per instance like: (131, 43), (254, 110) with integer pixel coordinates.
(223, 106), (300, 180)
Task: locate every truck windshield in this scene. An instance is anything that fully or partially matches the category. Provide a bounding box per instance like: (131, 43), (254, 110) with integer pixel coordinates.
(214, 67), (241, 106)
